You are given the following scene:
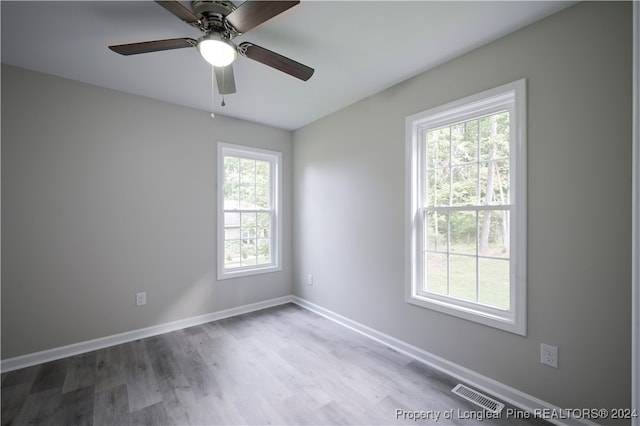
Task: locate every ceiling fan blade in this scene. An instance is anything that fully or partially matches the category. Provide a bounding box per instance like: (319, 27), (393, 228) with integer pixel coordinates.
(226, 1), (299, 34)
(214, 65), (237, 95)
(109, 38), (197, 56)
(155, 1), (200, 24)
(239, 42), (314, 81)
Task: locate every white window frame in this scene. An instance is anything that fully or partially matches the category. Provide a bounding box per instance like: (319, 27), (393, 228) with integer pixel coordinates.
(405, 79), (527, 335)
(217, 142), (282, 280)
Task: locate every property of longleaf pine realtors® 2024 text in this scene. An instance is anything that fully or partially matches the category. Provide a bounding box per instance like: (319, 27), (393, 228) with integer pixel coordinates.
(394, 408), (638, 422)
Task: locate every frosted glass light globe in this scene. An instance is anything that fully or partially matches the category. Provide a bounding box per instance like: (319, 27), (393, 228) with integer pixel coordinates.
(197, 34), (237, 67)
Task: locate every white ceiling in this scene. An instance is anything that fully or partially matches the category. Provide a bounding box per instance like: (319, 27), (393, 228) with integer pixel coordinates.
(1, 1), (575, 130)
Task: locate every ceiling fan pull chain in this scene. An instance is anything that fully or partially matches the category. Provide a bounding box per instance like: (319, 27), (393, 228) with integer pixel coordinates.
(221, 66), (227, 107)
(210, 65), (216, 118)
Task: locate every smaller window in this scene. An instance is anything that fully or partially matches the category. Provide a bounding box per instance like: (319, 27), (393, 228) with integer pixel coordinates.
(406, 80), (526, 335)
(217, 143), (282, 280)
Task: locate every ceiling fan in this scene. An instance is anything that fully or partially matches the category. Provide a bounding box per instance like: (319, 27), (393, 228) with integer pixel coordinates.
(108, 0), (314, 95)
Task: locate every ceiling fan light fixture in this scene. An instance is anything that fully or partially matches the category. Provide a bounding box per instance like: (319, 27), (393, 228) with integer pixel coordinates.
(197, 34), (237, 67)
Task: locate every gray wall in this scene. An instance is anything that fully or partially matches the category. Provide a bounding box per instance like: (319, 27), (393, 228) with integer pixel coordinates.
(1, 65), (293, 359)
(293, 1), (632, 412)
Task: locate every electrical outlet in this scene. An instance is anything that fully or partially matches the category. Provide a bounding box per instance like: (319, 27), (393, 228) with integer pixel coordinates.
(540, 343), (558, 368)
(307, 274), (314, 286)
(136, 292), (146, 307)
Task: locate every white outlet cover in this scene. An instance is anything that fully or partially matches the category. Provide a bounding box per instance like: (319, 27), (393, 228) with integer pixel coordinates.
(136, 292), (146, 307)
(540, 343), (558, 368)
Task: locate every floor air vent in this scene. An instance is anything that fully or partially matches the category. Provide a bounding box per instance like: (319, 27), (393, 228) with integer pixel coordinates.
(451, 384), (505, 414)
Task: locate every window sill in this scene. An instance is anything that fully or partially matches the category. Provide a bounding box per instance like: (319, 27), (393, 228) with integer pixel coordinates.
(407, 293), (526, 336)
(218, 264), (282, 281)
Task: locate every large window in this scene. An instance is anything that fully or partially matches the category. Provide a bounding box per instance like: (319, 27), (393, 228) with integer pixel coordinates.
(217, 143), (281, 279)
(406, 80), (526, 335)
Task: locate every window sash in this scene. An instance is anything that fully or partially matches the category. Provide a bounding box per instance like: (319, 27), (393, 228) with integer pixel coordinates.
(418, 206), (513, 310)
(223, 208), (275, 271)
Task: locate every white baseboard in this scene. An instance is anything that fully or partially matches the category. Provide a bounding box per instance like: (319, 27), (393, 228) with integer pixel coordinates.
(0, 295), (293, 373)
(291, 296), (596, 426)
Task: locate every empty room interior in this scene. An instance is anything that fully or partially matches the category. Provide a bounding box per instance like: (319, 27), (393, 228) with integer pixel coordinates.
(2, 1), (639, 425)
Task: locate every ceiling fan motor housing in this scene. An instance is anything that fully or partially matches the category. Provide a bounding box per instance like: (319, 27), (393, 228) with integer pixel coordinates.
(192, 0), (237, 35)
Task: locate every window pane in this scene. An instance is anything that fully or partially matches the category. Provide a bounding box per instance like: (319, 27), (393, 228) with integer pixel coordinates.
(240, 159), (256, 207)
(451, 121), (477, 164)
(425, 211), (447, 252)
(257, 212), (270, 238)
(478, 210), (509, 258)
(480, 111), (510, 161)
(480, 160), (509, 205)
(425, 252), (447, 295)
(257, 238), (271, 265)
(449, 254), (476, 302)
(451, 164), (477, 206)
(224, 212), (241, 240)
(496, 161), (510, 204)
(478, 258), (510, 309)
(426, 167), (450, 207)
(224, 240), (241, 269)
(241, 212), (257, 240)
(255, 160), (271, 209)
(495, 111), (510, 159)
(224, 156), (240, 209)
(240, 184), (256, 208)
(450, 211), (476, 255)
(427, 127), (450, 169)
(241, 240), (257, 266)
(255, 160), (270, 178)
(256, 185), (270, 209)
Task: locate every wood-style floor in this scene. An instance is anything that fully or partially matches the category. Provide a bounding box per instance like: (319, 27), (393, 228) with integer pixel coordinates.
(1, 304), (549, 425)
